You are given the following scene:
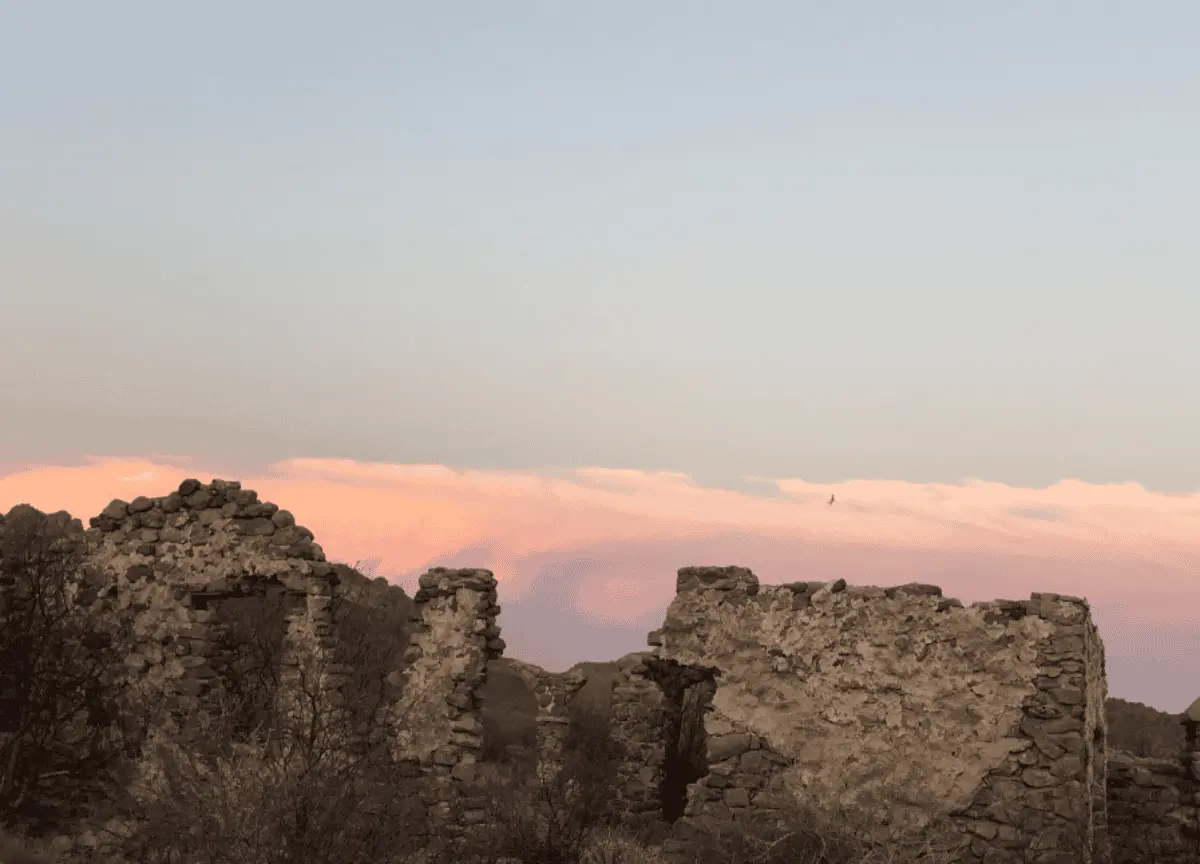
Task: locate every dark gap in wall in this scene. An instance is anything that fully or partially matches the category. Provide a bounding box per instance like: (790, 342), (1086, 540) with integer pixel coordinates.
(209, 583), (290, 741)
(644, 657), (717, 823)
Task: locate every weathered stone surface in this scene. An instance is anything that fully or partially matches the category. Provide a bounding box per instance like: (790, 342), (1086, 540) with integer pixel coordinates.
(619, 567), (1114, 863)
(33, 479), (352, 786)
(390, 567), (509, 844)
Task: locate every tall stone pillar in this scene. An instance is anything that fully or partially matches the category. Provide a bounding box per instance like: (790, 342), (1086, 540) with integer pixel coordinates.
(390, 568), (505, 846)
(608, 653), (672, 833)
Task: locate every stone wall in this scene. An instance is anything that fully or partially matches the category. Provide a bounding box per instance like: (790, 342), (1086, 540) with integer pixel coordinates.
(391, 567), (505, 847)
(5, 484), (517, 859)
(949, 588), (1109, 864)
(2, 480), (357, 859)
(643, 565), (1109, 864)
(503, 659), (588, 781)
(608, 653), (675, 832)
(83, 478), (347, 740)
(1107, 700), (1200, 864)
(607, 653), (716, 837)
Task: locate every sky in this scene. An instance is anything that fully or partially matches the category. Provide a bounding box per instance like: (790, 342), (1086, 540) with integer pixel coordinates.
(1, 3), (1198, 713)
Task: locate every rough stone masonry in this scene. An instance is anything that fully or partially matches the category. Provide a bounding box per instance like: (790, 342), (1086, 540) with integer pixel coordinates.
(83, 478), (350, 740)
(612, 565), (1112, 864)
(1, 479), (355, 859)
(389, 566), (505, 846)
(392, 568), (589, 846)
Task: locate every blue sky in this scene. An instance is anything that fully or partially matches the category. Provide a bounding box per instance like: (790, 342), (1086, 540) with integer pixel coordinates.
(3, 1), (1199, 492)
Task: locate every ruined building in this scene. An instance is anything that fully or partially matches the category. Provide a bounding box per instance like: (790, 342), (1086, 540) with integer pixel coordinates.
(615, 567), (1110, 862)
(82, 478), (350, 740)
(382, 559), (1200, 864)
(3, 479), (1198, 862)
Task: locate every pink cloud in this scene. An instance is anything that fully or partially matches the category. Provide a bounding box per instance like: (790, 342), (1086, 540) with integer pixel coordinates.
(2, 455), (1198, 711)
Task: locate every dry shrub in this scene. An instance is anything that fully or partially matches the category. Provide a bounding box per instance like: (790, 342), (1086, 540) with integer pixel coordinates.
(578, 825), (669, 864)
(478, 766), (610, 864)
(481, 715), (538, 767)
(0, 505), (135, 838)
(123, 690), (428, 864)
(676, 803), (965, 864)
(563, 701), (625, 772)
(474, 704), (625, 864)
(0, 824), (57, 864)
(674, 758), (969, 864)
(114, 564), (427, 864)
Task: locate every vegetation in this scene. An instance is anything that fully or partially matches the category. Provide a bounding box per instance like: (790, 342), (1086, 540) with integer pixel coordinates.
(1106, 696), (1187, 759)
(121, 558), (422, 864)
(0, 506), (136, 834)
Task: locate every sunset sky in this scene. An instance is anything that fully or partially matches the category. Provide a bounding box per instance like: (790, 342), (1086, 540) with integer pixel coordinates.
(2, 3), (1198, 713)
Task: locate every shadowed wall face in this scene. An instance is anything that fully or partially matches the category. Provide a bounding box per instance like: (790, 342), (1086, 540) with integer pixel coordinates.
(1106, 702), (1200, 864)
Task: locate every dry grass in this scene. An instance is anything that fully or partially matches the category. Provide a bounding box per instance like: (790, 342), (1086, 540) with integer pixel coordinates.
(665, 781), (969, 864)
(0, 826), (57, 864)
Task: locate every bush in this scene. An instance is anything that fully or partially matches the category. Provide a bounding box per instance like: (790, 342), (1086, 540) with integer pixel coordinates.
(670, 758), (971, 864)
(481, 713), (538, 767)
(479, 761), (613, 864)
(117, 563), (428, 864)
(475, 703), (625, 864)
(578, 825), (669, 864)
(0, 505), (133, 837)
(563, 701), (624, 771)
(125, 709), (427, 864)
(0, 824), (56, 864)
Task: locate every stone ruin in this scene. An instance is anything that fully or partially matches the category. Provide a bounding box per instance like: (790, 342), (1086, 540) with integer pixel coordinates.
(390, 568), (588, 846)
(616, 567), (1112, 862)
(83, 478), (347, 732)
(0, 480), (341, 854)
(0, 479), (595, 856)
(3, 479), (1199, 863)
(330, 560), (1200, 863)
(602, 566), (1200, 864)
(388, 566), (503, 845)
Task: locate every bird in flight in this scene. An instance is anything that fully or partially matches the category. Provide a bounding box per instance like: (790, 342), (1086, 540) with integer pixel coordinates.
(828, 494), (835, 506)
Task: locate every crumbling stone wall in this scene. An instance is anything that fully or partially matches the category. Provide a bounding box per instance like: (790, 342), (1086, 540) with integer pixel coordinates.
(391, 567), (505, 846)
(606, 652), (717, 841)
(1085, 603), (1111, 863)
(644, 565), (1109, 864)
(83, 478), (347, 740)
(504, 659), (587, 781)
(7, 483), (516, 859)
(3, 480), (350, 859)
(639, 658), (714, 824)
(608, 653), (674, 832)
(1107, 700), (1200, 864)
(949, 588), (1109, 864)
